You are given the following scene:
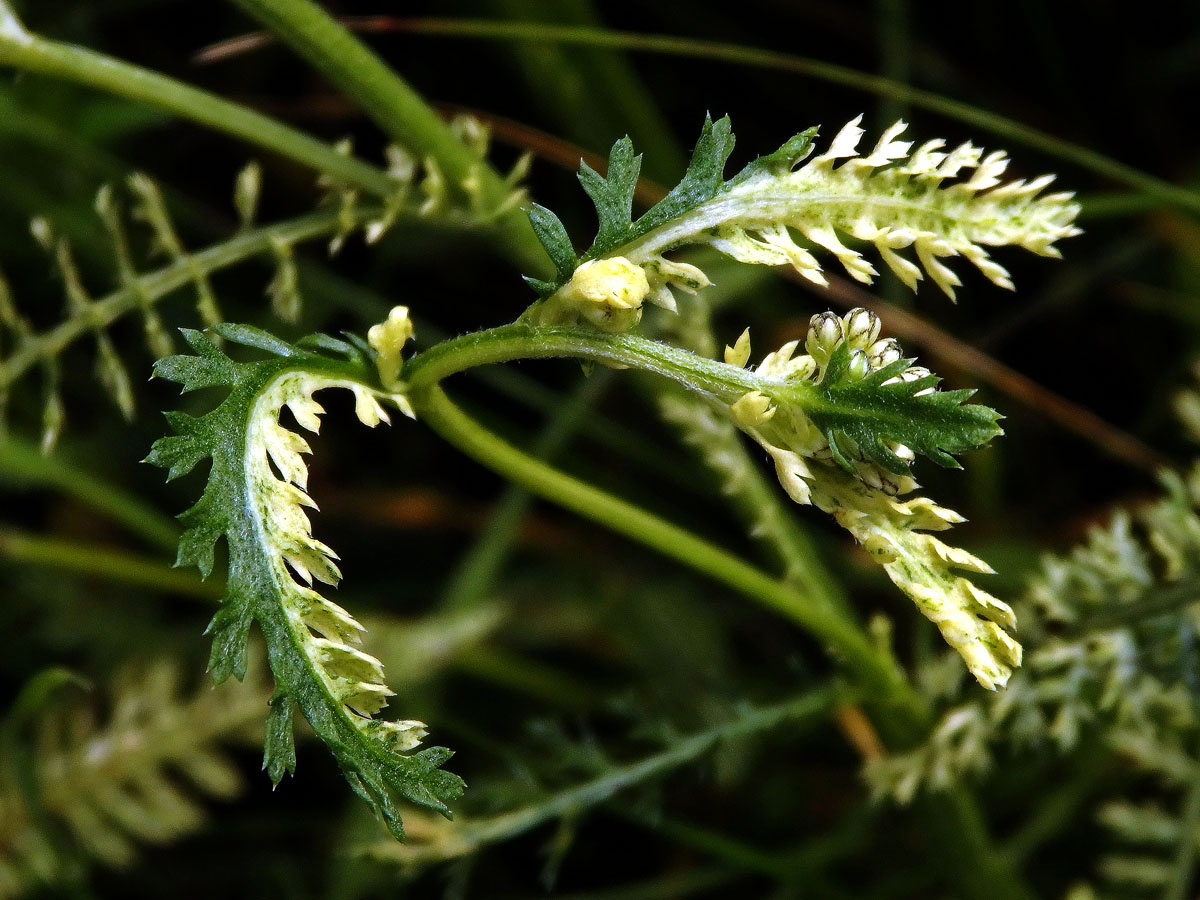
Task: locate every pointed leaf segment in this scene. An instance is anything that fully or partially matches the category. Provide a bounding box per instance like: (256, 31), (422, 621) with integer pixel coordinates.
(805, 341), (1001, 476)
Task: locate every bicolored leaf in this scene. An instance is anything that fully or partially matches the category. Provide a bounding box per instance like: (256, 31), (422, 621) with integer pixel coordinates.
(149, 325), (462, 836)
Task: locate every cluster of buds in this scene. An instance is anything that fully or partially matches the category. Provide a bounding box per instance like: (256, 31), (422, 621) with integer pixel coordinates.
(723, 308), (1018, 689)
(726, 307), (935, 495)
(532, 254), (713, 333)
(803, 308), (916, 384)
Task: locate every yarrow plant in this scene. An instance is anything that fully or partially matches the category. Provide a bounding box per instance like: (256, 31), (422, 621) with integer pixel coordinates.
(21, 4), (1199, 898)
(136, 107), (1080, 837)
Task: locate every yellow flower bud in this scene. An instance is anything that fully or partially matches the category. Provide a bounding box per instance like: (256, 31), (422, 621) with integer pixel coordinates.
(367, 305), (415, 390)
(560, 257), (651, 311)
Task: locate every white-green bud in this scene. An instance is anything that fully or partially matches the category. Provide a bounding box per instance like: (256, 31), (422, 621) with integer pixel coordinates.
(805, 312), (844, 363)
(784, 355), (818, 382)
(724, 328), (752, 368)
(843, 307), (881, 349)
(552, 256), (652, 334)
(578, 302), (643, 333)
(847, 349), (870, 381)
(560, 257), (651, 311)
(367, 305), (415, 390)
(900, 365), (935, 396)
(859, 464), (884, 491)
(867, 338), (903, 370)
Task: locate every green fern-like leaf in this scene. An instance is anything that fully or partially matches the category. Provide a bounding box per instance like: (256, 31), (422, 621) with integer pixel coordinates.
(0, 132), (522, 448)
(608, 113), (736, 254)
(725, 309), (1001, 494)
(806, 341), (1002, 475)
(525, 115), (1080, 328)
(524, 114), (739, 301)
(866, 452), (1200, 807)
(146, 325), (463, 839)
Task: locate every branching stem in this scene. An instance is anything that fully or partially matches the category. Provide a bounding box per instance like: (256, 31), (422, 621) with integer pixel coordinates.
(0, 207), (372, 394)
(412, 385), (924, 723)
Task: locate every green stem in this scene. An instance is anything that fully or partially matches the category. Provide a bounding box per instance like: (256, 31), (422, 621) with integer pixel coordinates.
(406, 323), (981, 452)
(0, 17), (393, 198)
(0, 437), (178, 552)
(915, 788), (1034, 900)
(1060, 578), (1200, 642)
(1004, 744), (1110, 865)
(366, 688), (837, 866)
(452, 646), (595, 709)
(412, 385), (923, 721)
(411, 357), (1025, 898)
(438, 370), (615, 610)
(876, 0), (911, 129)
(610, 806), (790, 879)
(406, 324), (757, 400)
(296, 262), (691, 491)
(656, 381), (851, 617)
(225, 0), (549, 274)
(393, 19), (1200, 215)
(1078, 192), (1169, 219)
(0, 527), (219, 600)
(483, 0), (684, 180)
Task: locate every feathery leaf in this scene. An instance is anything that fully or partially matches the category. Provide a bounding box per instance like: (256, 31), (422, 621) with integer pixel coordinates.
(527, 115), (1081, 325)
(147, 326), (462, 838)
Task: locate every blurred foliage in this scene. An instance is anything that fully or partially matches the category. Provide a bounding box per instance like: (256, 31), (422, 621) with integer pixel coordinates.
(2, 1), (1200, 898)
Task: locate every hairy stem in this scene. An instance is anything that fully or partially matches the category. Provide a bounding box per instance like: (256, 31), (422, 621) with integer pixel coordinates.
(406, 324), (758, 400)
